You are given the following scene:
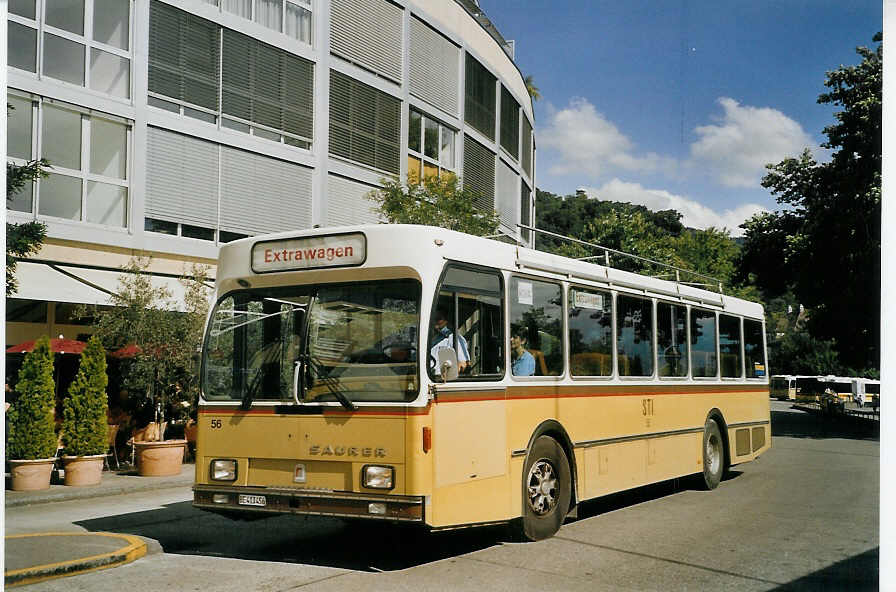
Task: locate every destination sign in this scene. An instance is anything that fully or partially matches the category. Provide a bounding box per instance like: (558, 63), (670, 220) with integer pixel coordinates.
(251, 232), (366, 272)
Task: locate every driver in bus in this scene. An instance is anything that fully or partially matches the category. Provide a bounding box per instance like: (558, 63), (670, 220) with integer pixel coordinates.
(430, 309), (469, 375)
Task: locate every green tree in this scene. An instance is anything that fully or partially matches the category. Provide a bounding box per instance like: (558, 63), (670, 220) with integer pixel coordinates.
(367, 175), (501, 236)
(61, 336), (109, 456)
(749, 33), (881, 371)
(86, 258), (210, 438)
(524, 75), (541, 101)
(7, 336), (58, 460)
(7, 133), (49, 295)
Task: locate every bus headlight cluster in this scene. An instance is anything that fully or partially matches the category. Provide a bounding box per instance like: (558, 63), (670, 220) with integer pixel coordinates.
(210, 459), (237, 481)
(362, 465), (394, 489)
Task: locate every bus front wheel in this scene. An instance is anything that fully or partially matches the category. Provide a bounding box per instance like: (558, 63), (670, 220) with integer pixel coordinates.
(515, 436), (571, 541)
(701, 418), (725, 490)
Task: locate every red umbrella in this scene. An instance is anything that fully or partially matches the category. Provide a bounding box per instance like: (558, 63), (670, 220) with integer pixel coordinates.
(6, 338), (87, 355)
(109, 344), (142, 358)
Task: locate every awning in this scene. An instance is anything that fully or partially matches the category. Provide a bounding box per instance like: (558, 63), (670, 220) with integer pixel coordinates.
(11, 261), (114, 306)
(11, 262), (211, 312)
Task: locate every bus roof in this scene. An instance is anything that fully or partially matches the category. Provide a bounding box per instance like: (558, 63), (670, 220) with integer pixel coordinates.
(217, 224), (765, 319)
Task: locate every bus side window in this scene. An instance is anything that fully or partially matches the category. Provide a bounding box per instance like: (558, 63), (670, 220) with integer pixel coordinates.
(743, 319), (765, 378)
(616, 294), (653, 377)
(510, 277), (563, 377)
(719, 314), (742, 378)
(691, 308), (718, 378)
(430, 265), (504, 380)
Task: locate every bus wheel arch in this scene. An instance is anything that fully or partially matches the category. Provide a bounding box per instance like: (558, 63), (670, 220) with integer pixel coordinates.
(522, 420), (578, 511)
(703, 409), (730, 488)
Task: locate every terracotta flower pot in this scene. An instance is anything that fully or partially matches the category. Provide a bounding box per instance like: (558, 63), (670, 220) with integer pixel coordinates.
(62, 455), (106, 486)
(134, 440), (187, 477)
(9, 458), (55, 491)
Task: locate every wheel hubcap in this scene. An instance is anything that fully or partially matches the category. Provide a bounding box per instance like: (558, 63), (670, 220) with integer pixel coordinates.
(526, 459), (558, 515)
(706, 434), (721, 474)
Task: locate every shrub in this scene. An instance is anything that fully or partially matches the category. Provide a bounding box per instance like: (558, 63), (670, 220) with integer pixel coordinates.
(8, 336), (58, 460)
(61, 336), (109, 456)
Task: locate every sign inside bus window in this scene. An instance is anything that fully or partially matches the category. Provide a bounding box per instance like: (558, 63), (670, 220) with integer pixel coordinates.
(573, 290), (603, 310)
(251, 233), (366, 272)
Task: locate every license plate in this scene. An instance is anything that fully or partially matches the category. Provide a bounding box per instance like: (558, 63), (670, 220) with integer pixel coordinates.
(238, 494), (266, 507)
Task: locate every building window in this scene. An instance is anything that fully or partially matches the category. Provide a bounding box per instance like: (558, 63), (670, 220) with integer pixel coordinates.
(407, 108), (455, 183)
(144, 218), (236, 244)
(148, 1), (313, 149)
(463, 134), (495, 211)
(499, 86), (519, 159)
(218, 0), (311, 43)
(329, 70), (401, 174)
(8, 0), (132, 98)
(7, 94), (130, 228)
(464, 53), (496, 140)
(6, 299), (48, 323)
(521, 117), (533, 178)
(221, 29), (314, 146)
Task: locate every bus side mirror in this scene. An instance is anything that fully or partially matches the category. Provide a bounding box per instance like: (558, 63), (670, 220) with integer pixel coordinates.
(437, 348), (459, 382)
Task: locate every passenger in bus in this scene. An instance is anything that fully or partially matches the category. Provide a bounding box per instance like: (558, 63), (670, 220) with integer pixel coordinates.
(430, 309), (469, 374)
(511, 330), (536, 376)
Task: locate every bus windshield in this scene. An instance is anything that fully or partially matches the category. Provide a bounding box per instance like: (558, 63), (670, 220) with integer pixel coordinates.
(202, 279), (421, 405)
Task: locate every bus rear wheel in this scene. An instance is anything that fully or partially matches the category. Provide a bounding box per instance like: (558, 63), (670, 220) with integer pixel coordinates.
(701, 418), (725, 490)
(515, 436), (571, 541)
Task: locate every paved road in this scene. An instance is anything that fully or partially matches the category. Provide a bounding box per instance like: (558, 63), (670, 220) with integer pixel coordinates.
(7, 401), (879, 591)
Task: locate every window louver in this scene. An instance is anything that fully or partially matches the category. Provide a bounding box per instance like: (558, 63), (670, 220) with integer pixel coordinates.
(330, 0), (402, 82)
(148, 1), (218, 111)
(464, 53), (496, 139)
(329, 70), (401, 174)
(463, 134), (495, 212)
(409, 17), (459, 116)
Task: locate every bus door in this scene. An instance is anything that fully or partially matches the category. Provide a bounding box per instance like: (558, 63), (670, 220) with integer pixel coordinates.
(428, 264), (507, 526)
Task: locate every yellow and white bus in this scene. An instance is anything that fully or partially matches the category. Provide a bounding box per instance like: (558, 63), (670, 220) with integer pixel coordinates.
(193, 225), (770, 540)
(770, 375), (796, 400)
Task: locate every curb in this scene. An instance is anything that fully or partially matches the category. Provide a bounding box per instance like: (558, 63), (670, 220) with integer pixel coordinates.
(4, 532), (148, 588)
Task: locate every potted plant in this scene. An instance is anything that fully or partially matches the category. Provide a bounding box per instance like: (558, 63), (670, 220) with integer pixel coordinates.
(7, 336), (58, 491)
(60, 336), (109, 486)
(86, 258), (210, 476)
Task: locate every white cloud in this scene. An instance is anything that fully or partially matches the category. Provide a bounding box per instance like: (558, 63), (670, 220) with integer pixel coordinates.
(580, 179), (767, 236)
(689, 97), (814, 188)
(539, 98), (675, 178)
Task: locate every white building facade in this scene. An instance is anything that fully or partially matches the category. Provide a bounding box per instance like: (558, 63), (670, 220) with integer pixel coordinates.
(6, 0), (536, 343)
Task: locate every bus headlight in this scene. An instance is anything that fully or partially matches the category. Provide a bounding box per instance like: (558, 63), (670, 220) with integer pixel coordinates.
(210, 459), (237, 481)
(362, 465), (394, 490)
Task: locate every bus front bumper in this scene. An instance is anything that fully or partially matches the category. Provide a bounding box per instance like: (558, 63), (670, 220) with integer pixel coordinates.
(193, 484), (425, 522)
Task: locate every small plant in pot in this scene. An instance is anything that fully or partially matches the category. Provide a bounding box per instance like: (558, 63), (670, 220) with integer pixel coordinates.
(60, 336), (109, 486)
(7, 336), (58, 491)
(83, 257), (210, 476)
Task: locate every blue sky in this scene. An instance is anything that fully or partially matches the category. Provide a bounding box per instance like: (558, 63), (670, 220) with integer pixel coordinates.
(484, 1), (882, 234)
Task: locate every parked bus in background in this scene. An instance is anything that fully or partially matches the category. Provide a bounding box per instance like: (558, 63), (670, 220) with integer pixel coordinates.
(852, 378), (880, 409)
(770, 375), (796, 401)
(193, 225), (771, 540)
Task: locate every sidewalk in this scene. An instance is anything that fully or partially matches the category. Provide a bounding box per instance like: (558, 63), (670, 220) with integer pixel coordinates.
(5, 463), (195, 508)
(5, 464), (195, 587)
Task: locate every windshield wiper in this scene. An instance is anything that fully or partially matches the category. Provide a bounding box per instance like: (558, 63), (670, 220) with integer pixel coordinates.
(307, 355), (356, 411)
(241, 367), (262, 411)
